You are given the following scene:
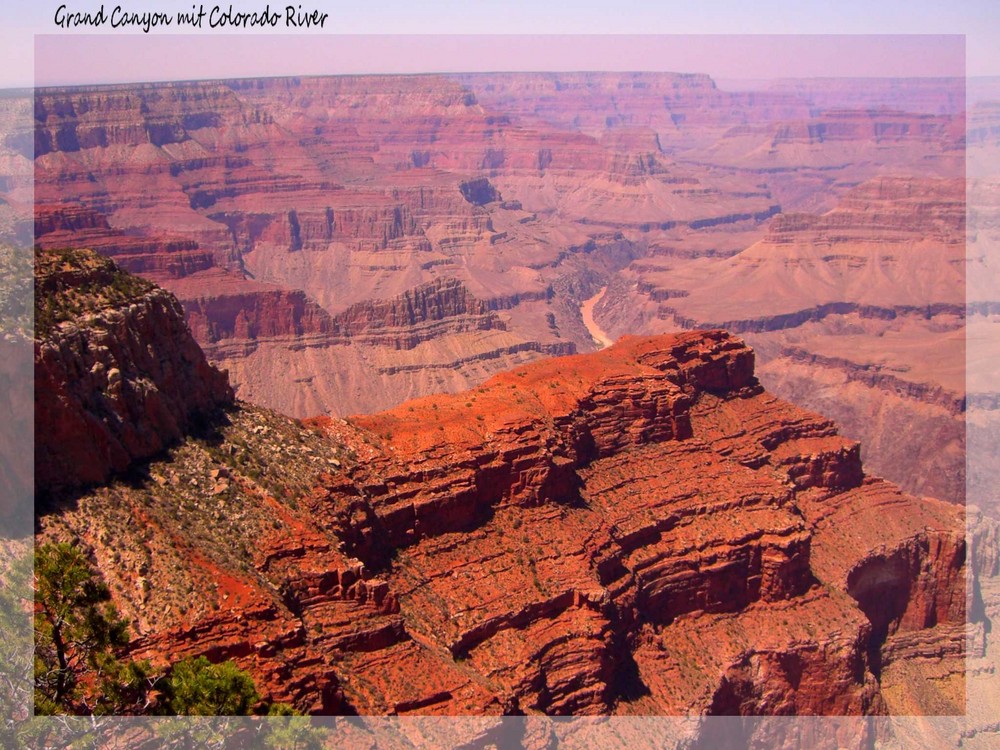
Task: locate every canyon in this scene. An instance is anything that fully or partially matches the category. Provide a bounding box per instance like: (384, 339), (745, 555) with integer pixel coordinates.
(28, 72), (974, 503)
(34, 250), (972, 731)
(16, 67), (1000, 743)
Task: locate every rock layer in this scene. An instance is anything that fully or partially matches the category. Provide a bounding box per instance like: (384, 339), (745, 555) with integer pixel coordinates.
(37, 307), (966, 716)
(606, 176), (967, 502)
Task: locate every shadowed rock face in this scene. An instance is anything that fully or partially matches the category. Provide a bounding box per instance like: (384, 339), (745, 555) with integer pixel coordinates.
(34, 249), (233, 494)
(35, 263), (966, 717)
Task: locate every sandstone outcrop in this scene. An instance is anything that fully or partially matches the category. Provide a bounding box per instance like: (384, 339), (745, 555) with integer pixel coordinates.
(605, 176), (967, 502)
(16, 63), (996, 747)
(37, 295), (967, 717)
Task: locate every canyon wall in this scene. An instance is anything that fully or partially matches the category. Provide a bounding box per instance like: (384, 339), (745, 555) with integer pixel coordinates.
(603, 175), (968, 502)
(16, 65), (1000, 749)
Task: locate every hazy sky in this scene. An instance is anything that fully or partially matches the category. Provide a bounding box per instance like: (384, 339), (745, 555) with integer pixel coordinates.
(3, 0), (997, 88)
(33, 34), (965, 88)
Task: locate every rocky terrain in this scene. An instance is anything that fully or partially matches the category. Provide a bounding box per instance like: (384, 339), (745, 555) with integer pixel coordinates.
(0, 90), (33, 533)
(26, 72), (972, 506)
(0, 242), (31, 525)
(611, 175), (968, 503)
(22, 67), (1000, 743)
(34, 251), (975, 725)
(34, 248), (233, 494)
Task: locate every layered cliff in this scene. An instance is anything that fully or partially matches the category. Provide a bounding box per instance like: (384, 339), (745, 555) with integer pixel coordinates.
(17, 62), (995, 747)
(34, 248), (233, 494)
(179, 273), (574, 417)
(37, 276), (967, 718)
(28, 73), (799, 423)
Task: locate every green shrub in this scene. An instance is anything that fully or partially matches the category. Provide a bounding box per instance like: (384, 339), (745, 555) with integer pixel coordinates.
(160, 656), (259, 716)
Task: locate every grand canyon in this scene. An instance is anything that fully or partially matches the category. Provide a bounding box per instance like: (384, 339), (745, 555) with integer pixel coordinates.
(4, 64), (998, 746)
(29, 73), (973, 502)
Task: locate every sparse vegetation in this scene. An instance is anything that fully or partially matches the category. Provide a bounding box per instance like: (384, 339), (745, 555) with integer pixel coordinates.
(0, 243), (32, 336)
(32, 542), (293, 718)
(0, 544), (33, 739)
(33, 542), (154, 715)
(34, 248), (156, 337)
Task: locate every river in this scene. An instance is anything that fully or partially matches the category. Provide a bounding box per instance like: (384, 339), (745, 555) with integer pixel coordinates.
(580, 287), (614, 349)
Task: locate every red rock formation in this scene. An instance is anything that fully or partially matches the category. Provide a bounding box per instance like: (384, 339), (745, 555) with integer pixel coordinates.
(454, 71), (813, 139)
(20, 66), (992, 745)
(755, 77), (965, 116)
(329, 277), (504, 347)
(30, 72), (798, 423)
(604, 176), (966, 503)
(37, 315), (966, 717)
(181, 277), (335, 344)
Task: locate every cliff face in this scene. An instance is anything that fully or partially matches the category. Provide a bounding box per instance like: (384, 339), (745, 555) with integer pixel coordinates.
(26, 73), (816, 424)
(37, 315), (967, 718)
(177, 274), (566, 416)
(18, 64), (993, 746)
(637, 176), (966, 329)
(34, 249), (233, 493)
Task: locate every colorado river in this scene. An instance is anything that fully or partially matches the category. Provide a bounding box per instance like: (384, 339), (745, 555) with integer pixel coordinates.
(581, 287), (614, 349)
